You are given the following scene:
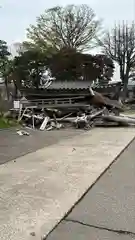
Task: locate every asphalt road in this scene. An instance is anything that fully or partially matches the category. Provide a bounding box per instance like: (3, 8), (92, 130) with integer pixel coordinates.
(0, 128), (83, 164)
(45, 137), (135, 240)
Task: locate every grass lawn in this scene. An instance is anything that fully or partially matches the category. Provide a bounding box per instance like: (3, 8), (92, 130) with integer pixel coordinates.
(0, 117), (18, 129)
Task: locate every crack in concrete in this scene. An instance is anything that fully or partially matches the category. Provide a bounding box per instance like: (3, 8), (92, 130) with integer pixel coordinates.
(65, 219), (135, 238)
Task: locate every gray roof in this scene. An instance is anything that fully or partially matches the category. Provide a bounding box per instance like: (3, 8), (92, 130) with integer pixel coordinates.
(44, 80), (122, 90)
(45, 80), (91, 90)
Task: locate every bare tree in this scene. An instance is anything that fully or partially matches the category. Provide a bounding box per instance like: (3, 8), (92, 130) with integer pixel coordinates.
(99, 22), (135, 100)
(27, 4), (101, 52)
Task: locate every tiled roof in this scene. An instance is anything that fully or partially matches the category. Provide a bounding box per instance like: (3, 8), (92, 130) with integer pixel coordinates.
(44, 80), (91, 90)
(43, 80), (122, 90)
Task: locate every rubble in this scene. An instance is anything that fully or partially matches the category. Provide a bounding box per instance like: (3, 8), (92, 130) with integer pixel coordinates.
(9, 87), (135, 131)
(102, 114), (135, 126)
(12, 105), (133, 131)
(17, 130), (29, 136)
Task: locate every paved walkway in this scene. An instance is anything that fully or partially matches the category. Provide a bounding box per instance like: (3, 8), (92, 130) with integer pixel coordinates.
(0, 128), (82, 164)
(0, 128), (135, 240)
(46, 133), (135, 240)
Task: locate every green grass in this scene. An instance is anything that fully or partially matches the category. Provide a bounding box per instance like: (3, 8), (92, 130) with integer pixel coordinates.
(0, 117), (18, 129)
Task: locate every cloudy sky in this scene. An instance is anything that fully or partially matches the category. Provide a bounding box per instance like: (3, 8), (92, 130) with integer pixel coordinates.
(0, 0), (134, 80)
(0, 0), (134, 44)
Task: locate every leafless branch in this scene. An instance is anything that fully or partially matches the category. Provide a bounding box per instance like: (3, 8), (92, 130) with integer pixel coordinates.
(27, 4), (101, 52)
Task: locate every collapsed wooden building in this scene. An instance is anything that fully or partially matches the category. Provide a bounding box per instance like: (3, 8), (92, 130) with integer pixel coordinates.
(12, 80), (135, 131)
(20, 80), (122, 110)
(21, 80), (122, 99)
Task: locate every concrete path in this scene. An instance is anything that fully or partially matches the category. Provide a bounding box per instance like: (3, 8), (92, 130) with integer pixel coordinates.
(46, 132), (135, 240)
(0, 128), (82, 164)
(0, 128), (135, 240)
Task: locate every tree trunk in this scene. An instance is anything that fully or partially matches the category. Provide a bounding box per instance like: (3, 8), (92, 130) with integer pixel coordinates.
(13, 80), (18, 99)
(122, 77), (128, 102)
(4, 76), (9, 100)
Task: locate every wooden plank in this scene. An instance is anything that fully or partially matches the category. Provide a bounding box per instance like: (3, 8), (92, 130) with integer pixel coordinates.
(40, 116), (50, 130)
(102, 115), (135, 125)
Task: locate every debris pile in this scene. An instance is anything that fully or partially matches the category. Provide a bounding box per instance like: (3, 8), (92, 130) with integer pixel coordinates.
(10, 87), (135, 131)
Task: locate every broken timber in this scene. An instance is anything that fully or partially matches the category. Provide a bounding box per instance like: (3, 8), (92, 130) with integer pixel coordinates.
(40, 116), (50, 130)
(102, 115), (135, 126)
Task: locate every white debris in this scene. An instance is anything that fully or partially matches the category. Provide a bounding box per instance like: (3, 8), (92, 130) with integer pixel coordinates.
(17, 130), (29, 136)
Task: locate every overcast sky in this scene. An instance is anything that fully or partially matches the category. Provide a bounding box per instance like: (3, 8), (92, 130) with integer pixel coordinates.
(0, 0), (135, 80)
(0, 0), (134, 44)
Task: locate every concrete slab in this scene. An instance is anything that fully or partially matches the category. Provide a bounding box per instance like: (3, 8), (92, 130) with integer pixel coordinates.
(0, 128), (82, 164)
(45, 221), (134, 240)
(0, 128), (135, 240)
(67, 135), (135, 233)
